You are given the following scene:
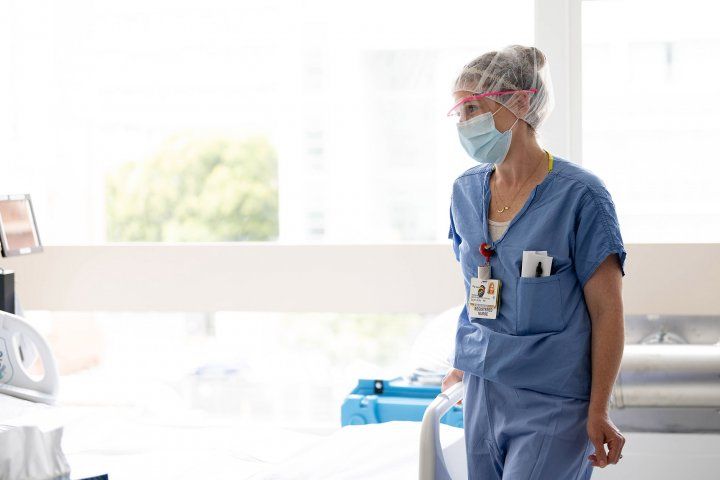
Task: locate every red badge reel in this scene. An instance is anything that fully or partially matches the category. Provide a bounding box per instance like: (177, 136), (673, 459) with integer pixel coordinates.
(479, 243), (494, 265)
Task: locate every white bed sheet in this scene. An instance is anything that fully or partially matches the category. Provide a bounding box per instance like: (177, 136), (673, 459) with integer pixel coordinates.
(5, 378), (464, 480)
(60, 406), (322, 479)
(62, 407), (465, 480)
(0, 394), (70, 480)
(252, 421), (466, 480)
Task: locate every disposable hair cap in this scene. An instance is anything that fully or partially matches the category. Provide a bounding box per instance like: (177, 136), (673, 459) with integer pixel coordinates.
(452, 45), (554, 130)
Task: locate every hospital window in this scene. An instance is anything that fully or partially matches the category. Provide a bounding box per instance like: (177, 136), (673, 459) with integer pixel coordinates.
(582, 0), (720, 242)
(0, 0), (534, 245)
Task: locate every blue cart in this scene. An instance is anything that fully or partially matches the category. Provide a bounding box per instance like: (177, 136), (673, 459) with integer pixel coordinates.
(341, 377), (464, 428)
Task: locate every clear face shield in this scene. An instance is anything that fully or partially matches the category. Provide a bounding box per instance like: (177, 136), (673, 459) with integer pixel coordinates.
(447, 89), (538, 124)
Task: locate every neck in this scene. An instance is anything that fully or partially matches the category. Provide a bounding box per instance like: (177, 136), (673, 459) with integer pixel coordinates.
(493, 133), (547, 186)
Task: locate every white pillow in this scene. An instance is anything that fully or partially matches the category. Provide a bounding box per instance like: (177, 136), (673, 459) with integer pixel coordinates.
(407, 305), (463, 376)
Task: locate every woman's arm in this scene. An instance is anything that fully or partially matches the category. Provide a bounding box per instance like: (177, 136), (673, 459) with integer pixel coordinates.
(583, 253), (626, 467)
(585, 253), (624, 414)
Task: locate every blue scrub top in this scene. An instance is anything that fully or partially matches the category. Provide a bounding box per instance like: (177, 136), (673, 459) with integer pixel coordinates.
(448, 155), (627, 400)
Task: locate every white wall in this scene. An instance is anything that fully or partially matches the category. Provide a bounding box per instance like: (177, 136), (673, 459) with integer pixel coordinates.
(2, 244), (719, 315)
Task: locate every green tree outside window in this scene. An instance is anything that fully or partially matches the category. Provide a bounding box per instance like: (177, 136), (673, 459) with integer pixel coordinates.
(106, 134), (278, 242)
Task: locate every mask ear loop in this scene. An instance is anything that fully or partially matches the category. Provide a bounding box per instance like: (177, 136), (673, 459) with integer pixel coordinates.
(491, 104), (520, 133)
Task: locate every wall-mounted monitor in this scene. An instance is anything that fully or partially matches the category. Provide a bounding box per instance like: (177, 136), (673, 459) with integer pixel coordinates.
(0, 194), (43, 257)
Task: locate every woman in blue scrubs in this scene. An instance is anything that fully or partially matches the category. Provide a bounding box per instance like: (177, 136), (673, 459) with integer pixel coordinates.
(441, 45), (627, 479)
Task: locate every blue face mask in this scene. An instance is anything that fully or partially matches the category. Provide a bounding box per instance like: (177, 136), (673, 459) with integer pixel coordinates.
(457, 107), (519, 165)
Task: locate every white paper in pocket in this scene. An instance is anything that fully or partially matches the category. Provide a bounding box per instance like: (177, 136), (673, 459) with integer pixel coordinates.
(521, 250), (553, 278)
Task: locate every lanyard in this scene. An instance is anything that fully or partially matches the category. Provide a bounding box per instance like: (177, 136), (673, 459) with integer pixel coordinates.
(546, 150), (554, 172)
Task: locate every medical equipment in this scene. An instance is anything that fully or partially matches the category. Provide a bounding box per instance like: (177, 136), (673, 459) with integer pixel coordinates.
(0, 311), (60, 404)
(0, 268), (13, 314)
(0, 194), (43, 257)
(0, 193), (43, 315)
(455, 106), (515, 164)
(342, 376), (463, 427)
(419, 381), (464, 480)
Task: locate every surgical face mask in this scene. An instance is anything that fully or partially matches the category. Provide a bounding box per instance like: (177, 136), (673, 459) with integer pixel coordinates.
(456, 107), (518, 165)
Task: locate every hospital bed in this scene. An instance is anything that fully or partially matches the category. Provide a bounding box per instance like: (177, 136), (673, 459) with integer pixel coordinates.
(419, 382), (466, 480)
(13, 381), (709, 480)
(3, 307), (720, 479)
(1, 376), (466, 480)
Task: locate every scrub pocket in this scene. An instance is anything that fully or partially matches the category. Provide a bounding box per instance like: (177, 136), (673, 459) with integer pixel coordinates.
(515, 274), (564, 335)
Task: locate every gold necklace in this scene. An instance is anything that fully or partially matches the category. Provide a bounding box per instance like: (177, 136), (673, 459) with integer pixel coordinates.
(492, 152), (549, 214)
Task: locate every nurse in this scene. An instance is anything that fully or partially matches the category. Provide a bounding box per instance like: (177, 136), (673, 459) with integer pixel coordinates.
(441, 45), (627, 479)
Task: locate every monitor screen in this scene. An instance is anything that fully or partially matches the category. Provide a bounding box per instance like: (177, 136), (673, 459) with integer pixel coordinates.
(0, 195), (42, 256)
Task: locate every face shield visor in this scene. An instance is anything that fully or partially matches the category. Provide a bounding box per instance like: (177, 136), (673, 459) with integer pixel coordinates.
(447, 89), (538, 124)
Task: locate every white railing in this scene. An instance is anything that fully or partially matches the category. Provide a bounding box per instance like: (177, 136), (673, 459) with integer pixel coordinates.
(419, 382), (465, 480)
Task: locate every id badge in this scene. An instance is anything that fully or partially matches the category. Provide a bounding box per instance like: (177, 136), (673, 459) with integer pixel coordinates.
(468, 265), (501, 320)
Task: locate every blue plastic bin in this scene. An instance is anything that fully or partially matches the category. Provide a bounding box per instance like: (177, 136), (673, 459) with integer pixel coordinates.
(341, 377), (464, 428)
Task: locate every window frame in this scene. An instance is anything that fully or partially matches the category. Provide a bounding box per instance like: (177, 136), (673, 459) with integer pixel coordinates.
(534, 0), (583, 164)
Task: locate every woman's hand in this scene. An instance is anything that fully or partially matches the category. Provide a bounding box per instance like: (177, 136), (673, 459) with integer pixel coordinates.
(441, 368), (464, 404)
(587, 410), (625, 467)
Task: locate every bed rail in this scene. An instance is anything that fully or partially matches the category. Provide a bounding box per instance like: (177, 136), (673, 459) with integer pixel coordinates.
(419, 381), (464, 480)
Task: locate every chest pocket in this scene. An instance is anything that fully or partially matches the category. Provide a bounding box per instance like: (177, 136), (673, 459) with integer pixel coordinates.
(515, 274), (565, 335)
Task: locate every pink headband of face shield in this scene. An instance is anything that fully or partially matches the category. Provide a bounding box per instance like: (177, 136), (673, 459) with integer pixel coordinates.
(447, 88), (538, 117)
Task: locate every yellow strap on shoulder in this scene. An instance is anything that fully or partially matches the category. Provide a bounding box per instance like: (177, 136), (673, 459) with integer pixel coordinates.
(491, 151), (553, 171)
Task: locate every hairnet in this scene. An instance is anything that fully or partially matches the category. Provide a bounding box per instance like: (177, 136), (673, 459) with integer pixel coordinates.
(452, 45), (554, 130)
